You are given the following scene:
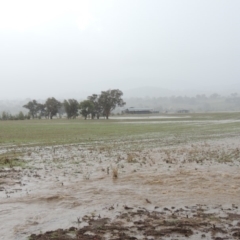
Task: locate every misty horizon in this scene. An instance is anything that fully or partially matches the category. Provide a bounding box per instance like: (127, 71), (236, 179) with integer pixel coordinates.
(1, 0), (240, 100)
(0, 85), (239, 101)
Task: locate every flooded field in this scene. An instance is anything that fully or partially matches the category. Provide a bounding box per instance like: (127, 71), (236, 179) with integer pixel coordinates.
(0, 114), (240, 239)
(109, 115), (191, 120)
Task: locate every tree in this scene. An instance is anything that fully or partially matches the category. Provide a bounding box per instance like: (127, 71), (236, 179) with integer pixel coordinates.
(18, 111), (25, 120)
(37, 103), (47, 118)
(98, 89), (125, 119)
(45, 97), (61, 119)
(79, 100), (94, 120)
(1, 111), (10, 120)
(63, 99), (79, 119)
(87, 94), (102, 119)
(23, 100), (39, 119)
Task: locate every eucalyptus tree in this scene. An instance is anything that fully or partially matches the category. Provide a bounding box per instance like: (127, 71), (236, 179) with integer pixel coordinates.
(63, 99), (79, 119)
(45, 97), (61, 119)
(79, 100), (94, 120)
(87, 94), (102, 119)
(23, 100), (39, 119)
(98, 89), (125, 119)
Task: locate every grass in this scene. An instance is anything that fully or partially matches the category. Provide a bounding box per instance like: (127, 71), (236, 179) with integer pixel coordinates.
(111, 165), (118, 179)
(127, 153), (134, 163)
(0, 152), (26, 168)
(0, 112), (240, 148)
(161, 144), (240, 164)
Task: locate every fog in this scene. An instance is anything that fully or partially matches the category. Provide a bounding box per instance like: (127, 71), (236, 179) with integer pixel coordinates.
(1, 0), (240, 100)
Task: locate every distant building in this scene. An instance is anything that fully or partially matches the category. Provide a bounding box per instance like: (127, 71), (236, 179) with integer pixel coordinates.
(177, 109), (189, 113)
(122, 107), (153, 114)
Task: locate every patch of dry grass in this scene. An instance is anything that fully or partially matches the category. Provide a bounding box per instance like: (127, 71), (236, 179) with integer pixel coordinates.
(127, 153), (134, 163)
(111, 165), (118, 179)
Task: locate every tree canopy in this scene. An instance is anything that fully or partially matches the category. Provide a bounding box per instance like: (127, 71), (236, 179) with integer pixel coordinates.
(87, 94), (102, 119)
(45, 97), (61, 119)
(20, 89), (125, 120)
(23, 100), (39, 119)
(63, 99), (79, 119)
(98, 89), (125, 119)
(79, 100), (94, 120)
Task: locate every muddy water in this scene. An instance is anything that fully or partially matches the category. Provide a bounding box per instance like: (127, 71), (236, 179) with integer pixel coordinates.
(110, 115), (191, 120)
(0, 138), (240, 239)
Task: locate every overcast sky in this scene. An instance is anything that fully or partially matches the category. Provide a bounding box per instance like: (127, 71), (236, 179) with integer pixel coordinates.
(0, 0), (240, 99)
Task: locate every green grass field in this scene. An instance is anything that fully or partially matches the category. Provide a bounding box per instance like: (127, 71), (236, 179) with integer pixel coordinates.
(0, 112), (240, 147)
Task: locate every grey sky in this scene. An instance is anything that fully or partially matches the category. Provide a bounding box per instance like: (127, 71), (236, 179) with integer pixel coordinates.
(0, 0), (240, 99)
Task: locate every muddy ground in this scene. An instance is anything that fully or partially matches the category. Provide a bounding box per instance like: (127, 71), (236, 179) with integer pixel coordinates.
(0, 135), (240, 240)
(28, 204), (240, 240)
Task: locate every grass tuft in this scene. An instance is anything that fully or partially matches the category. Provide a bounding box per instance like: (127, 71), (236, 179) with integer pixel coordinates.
(111, 165), (118, 179)
(127, 154), (134, 163)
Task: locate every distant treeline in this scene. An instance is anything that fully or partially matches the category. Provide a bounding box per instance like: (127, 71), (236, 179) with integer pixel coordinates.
(125, 93), (240, 113)
(0, 89), (125, 120)
(1, 92), (240, 120)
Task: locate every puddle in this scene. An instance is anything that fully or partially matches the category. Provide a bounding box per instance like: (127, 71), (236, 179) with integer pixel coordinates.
(110, 115), (191, 120)
(117, 119), (240, 124)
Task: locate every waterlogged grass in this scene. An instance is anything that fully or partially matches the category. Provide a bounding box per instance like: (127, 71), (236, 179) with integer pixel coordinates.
(0, 151), (26, 168)
(0, 112), (239, 146)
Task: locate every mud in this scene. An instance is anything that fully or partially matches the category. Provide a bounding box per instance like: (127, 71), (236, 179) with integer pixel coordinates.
(0, 136), (240, 240)
(29, 204), (240, 240)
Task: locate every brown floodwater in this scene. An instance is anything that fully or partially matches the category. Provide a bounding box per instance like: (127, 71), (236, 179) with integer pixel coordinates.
(0, 137), (240, 239)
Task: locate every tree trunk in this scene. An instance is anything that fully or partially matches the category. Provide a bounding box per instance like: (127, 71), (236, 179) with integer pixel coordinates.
(106, 109), (110, 119)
